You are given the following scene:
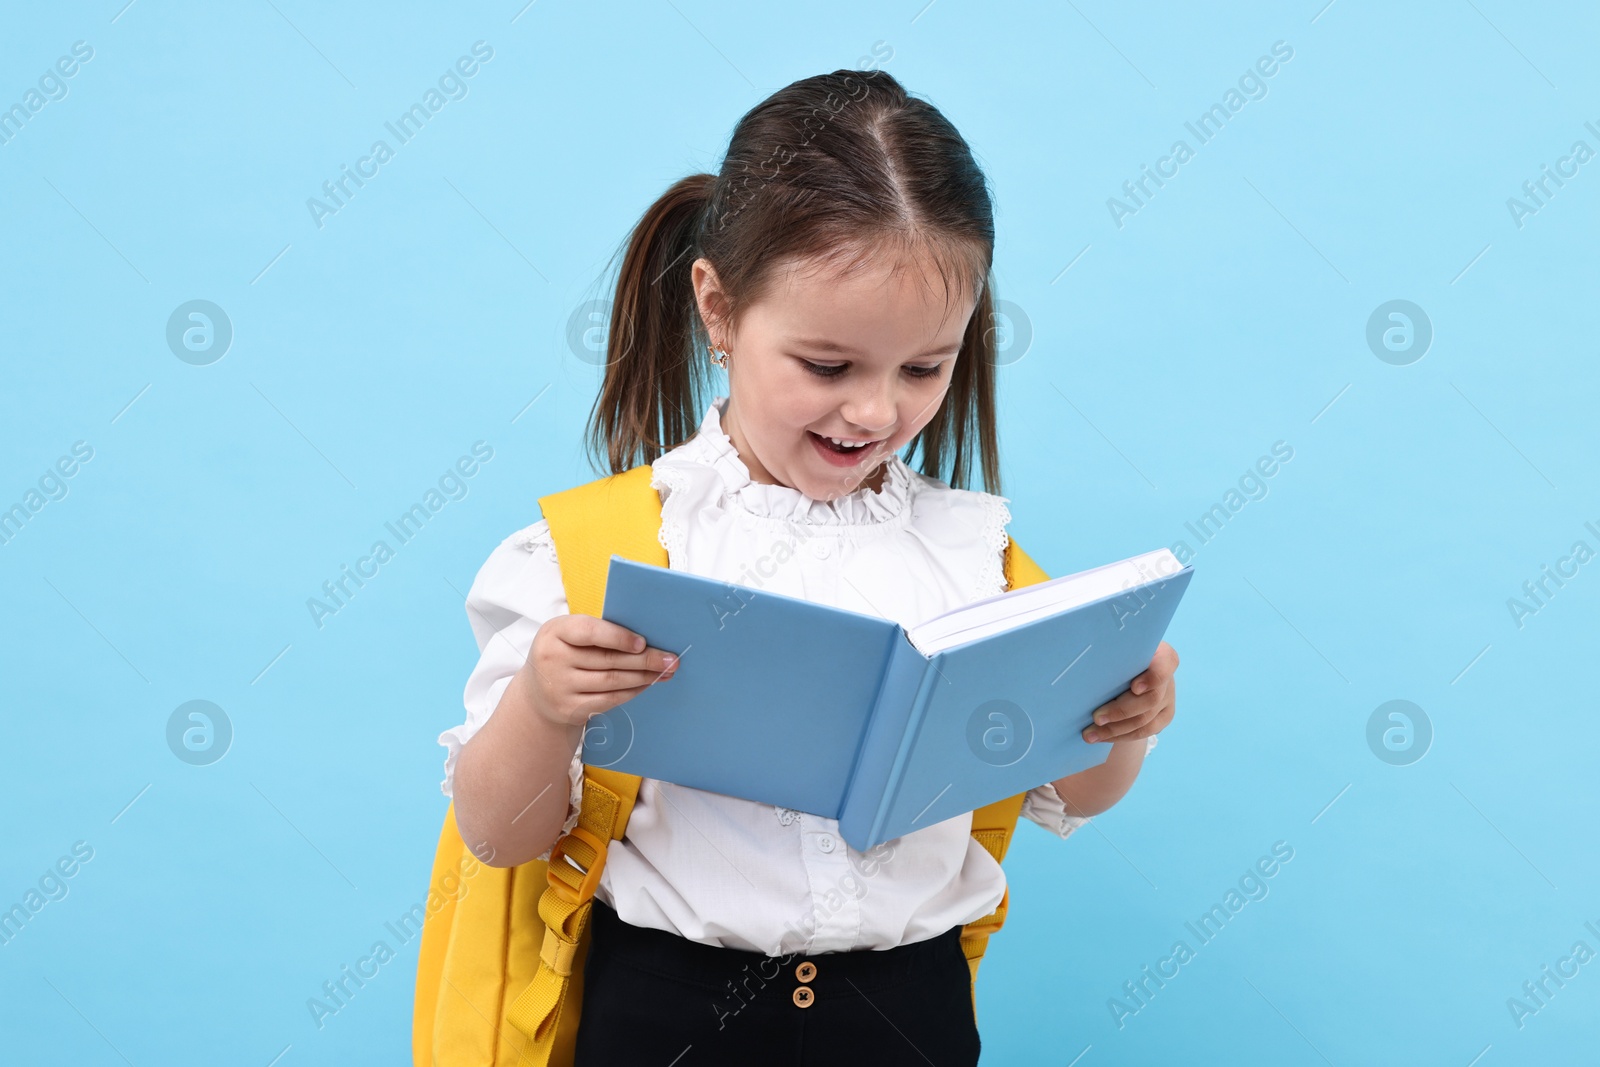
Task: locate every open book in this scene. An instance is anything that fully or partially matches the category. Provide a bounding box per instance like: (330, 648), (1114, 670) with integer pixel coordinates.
(582, 549), (1193, 851)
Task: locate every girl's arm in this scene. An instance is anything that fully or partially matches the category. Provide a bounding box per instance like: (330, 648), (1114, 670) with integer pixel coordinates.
(1049, 738), (1148, 818)
(452, 663), (585, 868)
(1047, 641), (1179, 819)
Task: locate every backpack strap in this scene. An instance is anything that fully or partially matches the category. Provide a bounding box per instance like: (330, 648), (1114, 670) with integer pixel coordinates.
(538, 462), (670, 840)
(505, 464), (662, 1059)
(958, 538), (1051, 1014)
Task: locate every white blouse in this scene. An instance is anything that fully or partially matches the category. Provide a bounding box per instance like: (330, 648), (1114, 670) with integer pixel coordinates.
(438, 396), (1156, 954)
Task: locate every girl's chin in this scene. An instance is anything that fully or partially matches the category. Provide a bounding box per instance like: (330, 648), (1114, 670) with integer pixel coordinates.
(801, 462), (886, 501)
(750, 439), (889, 500)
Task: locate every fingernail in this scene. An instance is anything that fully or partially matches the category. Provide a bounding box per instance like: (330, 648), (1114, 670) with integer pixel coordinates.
(663, 655), (677, 670)
(1084, 729), (1098, 742)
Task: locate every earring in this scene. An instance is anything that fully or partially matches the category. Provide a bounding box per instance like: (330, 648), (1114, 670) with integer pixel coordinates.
(709, 344), (729, 368)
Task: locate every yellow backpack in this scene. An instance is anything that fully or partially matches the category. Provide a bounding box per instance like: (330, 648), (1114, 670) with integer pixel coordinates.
(413, 463), (1052, 1066)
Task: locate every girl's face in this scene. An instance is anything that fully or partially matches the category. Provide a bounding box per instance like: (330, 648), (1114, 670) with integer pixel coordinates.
(693, 251), (976, 502)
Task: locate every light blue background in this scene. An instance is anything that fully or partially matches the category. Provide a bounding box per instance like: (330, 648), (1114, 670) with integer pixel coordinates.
(2, 1), (1595, 1064)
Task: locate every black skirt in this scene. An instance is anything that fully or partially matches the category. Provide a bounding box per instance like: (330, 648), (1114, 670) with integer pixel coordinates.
(574, 897), (982, 1066)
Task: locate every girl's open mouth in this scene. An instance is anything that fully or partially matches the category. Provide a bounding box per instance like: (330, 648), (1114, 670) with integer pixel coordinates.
(808, 430), (883, 467)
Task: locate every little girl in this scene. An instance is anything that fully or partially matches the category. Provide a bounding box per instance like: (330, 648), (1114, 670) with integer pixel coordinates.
(439, 69), (1178, 1065)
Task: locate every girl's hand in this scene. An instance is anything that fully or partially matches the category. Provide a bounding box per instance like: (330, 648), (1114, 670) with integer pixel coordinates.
(523, 614), (679, 728)
(1082, 641), (1178, 744)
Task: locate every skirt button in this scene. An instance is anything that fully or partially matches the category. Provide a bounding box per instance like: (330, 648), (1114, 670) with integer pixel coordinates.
(796, 961), (817, 982)
(792, 985), (814, 1008)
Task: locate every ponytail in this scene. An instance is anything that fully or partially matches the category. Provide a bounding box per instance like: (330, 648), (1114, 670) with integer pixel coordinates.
(584, 174), (718, 474)
(907, 281), (1001, 496)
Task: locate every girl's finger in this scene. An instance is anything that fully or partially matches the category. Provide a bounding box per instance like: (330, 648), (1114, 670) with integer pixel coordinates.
(564, 614), (653, 655)
(1102, 716), (1162, 743)
(1091, 687), (1161, 726)
(570, 682), (658, 719)
(570, 642), (679, 674)
(1101, 705), (1161, 739)
(1084, 702), (1165, 743)
(1085, 691), (1131, 726)
(576, 665), (677, 691)
(1130, 642), (1180, 695)
(1130, 703), (1176, 740)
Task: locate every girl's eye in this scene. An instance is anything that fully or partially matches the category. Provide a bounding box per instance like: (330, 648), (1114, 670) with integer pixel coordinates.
(798, 360), (944, 380)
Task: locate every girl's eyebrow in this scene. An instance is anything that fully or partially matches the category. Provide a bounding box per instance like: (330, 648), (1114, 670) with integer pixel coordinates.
(788, 337), (959, 359)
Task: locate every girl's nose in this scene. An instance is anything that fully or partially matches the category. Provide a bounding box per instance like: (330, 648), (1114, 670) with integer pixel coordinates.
(840, 386), (896, 435)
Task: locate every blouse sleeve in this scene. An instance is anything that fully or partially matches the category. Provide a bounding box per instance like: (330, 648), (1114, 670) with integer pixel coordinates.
(1019, 734), (1158, 839)
(437, 519), (585, 862)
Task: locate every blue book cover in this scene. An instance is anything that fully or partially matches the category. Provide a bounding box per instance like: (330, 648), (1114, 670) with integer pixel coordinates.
(582, 553), (1194, 851)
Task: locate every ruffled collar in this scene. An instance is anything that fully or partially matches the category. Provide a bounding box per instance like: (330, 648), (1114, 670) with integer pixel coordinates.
(659, 396), (912, 526)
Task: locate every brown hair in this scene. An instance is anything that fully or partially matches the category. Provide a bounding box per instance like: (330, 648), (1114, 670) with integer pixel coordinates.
(585, 69), (1003, 495)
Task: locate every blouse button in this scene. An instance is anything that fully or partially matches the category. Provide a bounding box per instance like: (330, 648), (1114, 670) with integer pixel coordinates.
(817, 834), (835, 853)
(810, 539), (832, 559)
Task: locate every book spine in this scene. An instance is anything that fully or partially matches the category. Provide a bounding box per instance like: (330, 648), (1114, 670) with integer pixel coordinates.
(868, 653), (941, 847)
(837, 633), (935, 851)
(833, 625), (903, 818)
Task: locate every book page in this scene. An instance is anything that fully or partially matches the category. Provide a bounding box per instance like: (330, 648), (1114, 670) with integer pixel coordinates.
(905, 548), (1184, 655)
